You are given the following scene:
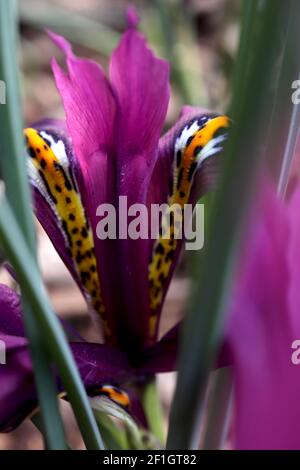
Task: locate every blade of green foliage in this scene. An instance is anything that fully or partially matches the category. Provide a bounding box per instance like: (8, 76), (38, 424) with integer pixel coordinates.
(0, 197), (105, 450)
(167, 0), (295, 449)
(140, 379), (165, 445)
(19, 0), (119, 55)
(0, 1), (104, 450)
(202, 368), (233, 449)
(0, 0), (66, 449)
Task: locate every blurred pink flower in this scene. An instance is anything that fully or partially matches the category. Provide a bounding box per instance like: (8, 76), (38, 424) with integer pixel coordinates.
(225, 179), (300, 449)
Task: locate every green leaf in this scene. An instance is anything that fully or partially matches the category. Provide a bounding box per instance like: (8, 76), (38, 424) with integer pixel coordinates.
(167, 0), (296, 450)
(0, 0), (66, 449)
(93, 411), (129, 450)
(91, 397), (160, 450)
(19, 0), (119, 56)
(140, 378), (165, 445)
(0, 193), (104, 450)
(202, 368), (233, 449)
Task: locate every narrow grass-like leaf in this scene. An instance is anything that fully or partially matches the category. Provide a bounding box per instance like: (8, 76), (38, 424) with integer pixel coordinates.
(0, 3), (104, 449)
(140, 379), (165, 445)
(277, 88), (300, 198)
(93, 411), (129, 450)
(0, 0), (66, 448)
(0, 197), (105, 450)
(153, 0), (203, 105)
(264, 0), (300, 182)
(202, 368), (233, 449)
(0, 0), (36, 244)
(167, 0), (294, 449)
(19, 0), (119, 56)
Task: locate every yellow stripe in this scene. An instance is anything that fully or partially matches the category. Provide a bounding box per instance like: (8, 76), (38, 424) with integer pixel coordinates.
(98, 385), (130, 408)
(148, 116), (229, 338)
(24, 128), (111, 338)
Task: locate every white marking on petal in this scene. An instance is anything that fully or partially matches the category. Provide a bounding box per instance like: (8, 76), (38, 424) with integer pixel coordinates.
(196, 133), (228, 169)
(174, 120), (200, 153)
(40, 131), (69, 169)
(27, 149), (68, 246)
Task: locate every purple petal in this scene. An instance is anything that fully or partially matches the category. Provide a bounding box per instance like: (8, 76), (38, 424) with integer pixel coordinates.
(0, 284), (25, 337)
(27, 121), (91, 303)
(226, 180), (300, 449)
(109, 21), (170, 351)
(33, 188), (81, 287)
(49, 32), (119, 339)
(49, 31), (116, 209)
(140, 321), (231, 375)
(70, 342), (133, 387)
(0, 285), (36, 431)
(126, 5), (140, 29)
(287, 187), (300, 332)
(109, 24), (169, 174)
(0, 286), (136, 431)
(31, 117), (67, 132)
(140, 324), (180, 374)
(150, 105), (221, 208)
(0, 340), (36, 432)
(26, 121), (110, 330)
(147, 107), (228, 339)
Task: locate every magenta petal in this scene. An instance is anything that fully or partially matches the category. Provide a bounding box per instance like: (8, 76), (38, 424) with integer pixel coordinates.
(140, 324), (180, 374)
(126, 5), (140, 29)
(0, 286), (135, 431)
(0, 284), (25, 337)
(109, 23), (170, 352)
(34, 189), (81, 288)
(287, 187), (300, 332)
(31, 117), (67, 132)
(151, 106), (218, 207)
(226, 181), (300, 449)
(0, 341), (36, 432)
(147, 107), (224, 336)
(110, 25), (169, 173)
(70, 342), (133, 387)
(0, 286), (36, 432)
(50, 31), (116, 211)
(49, 32), (120, 333)
(0, 338), (135, 432)
(140, 321), (232, 375)
(29, 121), (87, 299)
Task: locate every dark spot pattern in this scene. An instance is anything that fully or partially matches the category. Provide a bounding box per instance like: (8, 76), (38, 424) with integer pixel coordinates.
(28, 147), (36, 159)
(176, 149), (182, 167)
(188, 161), (197, 181)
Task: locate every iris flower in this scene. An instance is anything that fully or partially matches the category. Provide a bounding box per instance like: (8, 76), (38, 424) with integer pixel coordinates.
(0, 8), (229, 432)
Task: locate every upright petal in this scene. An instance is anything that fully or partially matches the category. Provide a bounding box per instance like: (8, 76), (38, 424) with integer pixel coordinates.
(25, 121), (111, 337)
(109, 16), (170, 352)
(150, 106), (221, 206)
(26, 120), (83, 289)
(147, 108), (230, 339)
(49, 32), (118, 340)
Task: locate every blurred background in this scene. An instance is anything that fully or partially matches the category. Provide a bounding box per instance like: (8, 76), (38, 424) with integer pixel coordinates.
(0, 0), (239, 449)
